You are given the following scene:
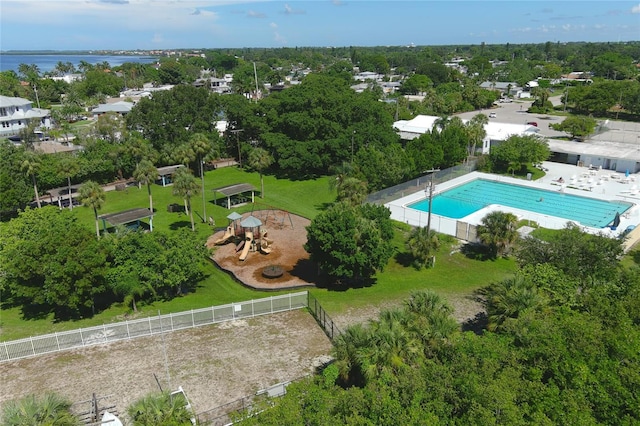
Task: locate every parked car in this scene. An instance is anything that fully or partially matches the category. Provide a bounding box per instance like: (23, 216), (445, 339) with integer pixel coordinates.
(526, 121), (538, 127)
(489, 112), (497, 118)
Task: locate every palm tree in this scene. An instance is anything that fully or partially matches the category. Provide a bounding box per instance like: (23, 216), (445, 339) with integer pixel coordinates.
(21, 152), (42, 208)
(465, 113), (488, 159)
(2, 392), (80, 426)
(189, 133), (213, 222)
(485, 275), (547, 331)
(57, 156), (80, 210)
(477, 211), (519, 258)
(328, 161), (355, 193)
(332, 323), (371, 386)
(172, 168), (200, 231)
(127, 391), (193, 426)
(79, 181), (106, 239)
(337, 177), (367, 206)
(134, 159), (159, 214)
(403, 290), (458, 352)
(406, 226), (440, 269)
(248, 147), (274, 199)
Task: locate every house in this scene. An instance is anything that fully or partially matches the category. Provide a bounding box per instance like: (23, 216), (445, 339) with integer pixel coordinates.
(479, 81), (520, 96)
(91, 101), (134, 116)
(0, 95), (51, 138)
(193, 77), (232, 94)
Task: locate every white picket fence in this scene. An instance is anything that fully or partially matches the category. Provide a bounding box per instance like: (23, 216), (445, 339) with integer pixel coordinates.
(0, 291), (309, 363)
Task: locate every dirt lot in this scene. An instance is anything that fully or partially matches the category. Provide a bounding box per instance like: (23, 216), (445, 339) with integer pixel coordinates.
(0, 310), (333, 420)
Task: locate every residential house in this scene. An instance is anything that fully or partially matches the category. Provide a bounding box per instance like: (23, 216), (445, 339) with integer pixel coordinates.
(0, 95), (51, 138)
(92, 101), (134, 117)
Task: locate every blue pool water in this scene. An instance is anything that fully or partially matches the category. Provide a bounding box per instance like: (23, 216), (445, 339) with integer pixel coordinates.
(408, 179), (631, 228)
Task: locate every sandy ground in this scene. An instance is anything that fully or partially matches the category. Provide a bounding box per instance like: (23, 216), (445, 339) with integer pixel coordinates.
(0, 310), (333, 421)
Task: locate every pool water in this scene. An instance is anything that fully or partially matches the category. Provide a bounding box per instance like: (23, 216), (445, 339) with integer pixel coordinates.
(408, 179), (631, 228)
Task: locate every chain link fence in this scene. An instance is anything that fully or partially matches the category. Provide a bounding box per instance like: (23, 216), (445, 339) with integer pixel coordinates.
(366, 160), (478, 206)
(0, 292), (308, 363)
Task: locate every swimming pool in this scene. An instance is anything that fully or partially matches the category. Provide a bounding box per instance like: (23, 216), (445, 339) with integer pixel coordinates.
(408, 179), (632, 228)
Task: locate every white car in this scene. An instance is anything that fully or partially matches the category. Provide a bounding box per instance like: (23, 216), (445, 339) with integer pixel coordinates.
(489, 112), (497, 118)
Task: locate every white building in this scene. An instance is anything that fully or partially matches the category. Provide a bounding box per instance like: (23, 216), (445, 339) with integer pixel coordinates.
(0, 95), (51, 138)
(393, 114), (539, 154)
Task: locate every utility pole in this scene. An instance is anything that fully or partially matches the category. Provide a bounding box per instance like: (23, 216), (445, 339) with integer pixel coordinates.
(230, 129), (244, 167)
(425, 169), (440, 267)
(351, 130), (356, 164)
(425, 169), (439, 238)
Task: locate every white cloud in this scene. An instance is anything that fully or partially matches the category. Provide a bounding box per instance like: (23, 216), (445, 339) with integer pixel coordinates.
(270, 22), (278, 29)
(632, 3), (640, 13)
(283, 3), (304, 15)
(247, 9), (266, 18)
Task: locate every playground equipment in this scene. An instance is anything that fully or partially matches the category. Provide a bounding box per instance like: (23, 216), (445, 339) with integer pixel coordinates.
(213, 225), (235, 245)
(239, 231), (253, 261)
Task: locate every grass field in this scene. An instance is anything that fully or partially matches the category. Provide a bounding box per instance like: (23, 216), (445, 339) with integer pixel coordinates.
(0, 166), (517, 341)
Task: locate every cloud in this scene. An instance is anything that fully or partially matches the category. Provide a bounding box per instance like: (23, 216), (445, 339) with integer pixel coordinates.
(332, 0), (343, 5)
(632, 3), (640, 13)
(283, 3), (304, 15)
(270, 22), (278, 29)
(99, 0), (129, 4)
(247, 9), (266, 18)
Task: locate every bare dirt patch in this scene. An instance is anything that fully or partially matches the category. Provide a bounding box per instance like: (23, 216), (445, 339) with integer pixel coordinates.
(0, 310), (333, 418)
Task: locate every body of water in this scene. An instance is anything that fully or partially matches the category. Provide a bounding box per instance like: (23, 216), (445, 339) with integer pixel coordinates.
(0, 54), (158, 73)
(408, 179), (631, 228)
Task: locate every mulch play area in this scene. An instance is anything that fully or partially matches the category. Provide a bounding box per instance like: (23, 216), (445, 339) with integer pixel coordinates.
(207, 210), (317, 290)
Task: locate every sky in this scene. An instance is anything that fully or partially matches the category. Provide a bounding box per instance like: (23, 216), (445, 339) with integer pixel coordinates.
(1, 1), (639, 51)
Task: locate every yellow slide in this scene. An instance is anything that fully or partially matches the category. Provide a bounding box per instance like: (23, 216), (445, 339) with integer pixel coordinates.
(239, 231), (253, 261)
(213, 226), (234, 245)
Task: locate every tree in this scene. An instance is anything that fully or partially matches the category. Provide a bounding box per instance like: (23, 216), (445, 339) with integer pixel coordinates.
(79, 180), (106, 239)
(336, 177), (368, 206)
(550, 115), (597, 140)
(406, 226), (440, 269)
(1, 392), (80, 426)
(248, 147), (274, 198)
(172, 168), (200, 231)
(476, 211), (519, 258)
(127, 391), (193, 426)
(0, 141), (33, 215)
(304, 202), (393, 284)
(21, 151), (42, 208)
(134, 159), (159, 214)
(465, 113), (488, 159)
(0, 207), (108, 320)
(484, 274), (547, 331)
(57, 156), (80, 210)
(189, 133), (213, 222)
(516, 223), (624, 285)
(489, 134), (550, 175)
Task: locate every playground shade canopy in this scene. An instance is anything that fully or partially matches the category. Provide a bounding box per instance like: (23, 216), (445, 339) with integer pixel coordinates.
(240, 215), (262, 228)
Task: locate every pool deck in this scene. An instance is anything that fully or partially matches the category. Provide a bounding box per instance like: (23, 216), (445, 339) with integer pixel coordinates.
(386, 161), (640, 248)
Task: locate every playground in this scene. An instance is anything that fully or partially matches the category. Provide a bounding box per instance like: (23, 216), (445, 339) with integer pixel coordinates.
(208, 209), (316, 290)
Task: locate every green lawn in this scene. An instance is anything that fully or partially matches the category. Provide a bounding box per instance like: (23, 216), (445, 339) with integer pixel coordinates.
(1, 166), (517, 341)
